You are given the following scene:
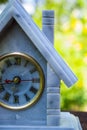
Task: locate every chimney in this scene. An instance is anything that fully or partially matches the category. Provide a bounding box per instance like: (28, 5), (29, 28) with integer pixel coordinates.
(42, 10), (54, 45)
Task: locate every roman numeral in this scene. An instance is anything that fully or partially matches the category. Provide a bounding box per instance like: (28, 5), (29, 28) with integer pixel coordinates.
(32, 78), (40, 83)
(30, 86), (38, 94)
(3, 92), (11, 101)
(0, 85), (5, 93)
(30, 67), (37, 74)
(5, 59), (12, 67)
(15, 57), (21, 65)
(0, 68), (5, 74)
(0, 76), (2, 82)
(24, 94), (30, 101)
(14, 95), (19, 104)
(24, 60), (29, 67)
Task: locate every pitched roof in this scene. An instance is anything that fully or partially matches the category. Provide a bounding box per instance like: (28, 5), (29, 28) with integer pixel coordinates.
(0, 0), (77, 87)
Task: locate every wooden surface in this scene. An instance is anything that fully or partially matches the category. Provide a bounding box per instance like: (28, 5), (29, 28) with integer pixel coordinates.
(70, 111), (87, 130)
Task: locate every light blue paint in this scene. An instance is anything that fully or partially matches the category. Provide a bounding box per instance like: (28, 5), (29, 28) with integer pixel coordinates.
(0, 0), (82, 130)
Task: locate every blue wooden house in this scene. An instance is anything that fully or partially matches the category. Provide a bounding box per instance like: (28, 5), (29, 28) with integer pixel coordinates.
(0, 0), (81, 130)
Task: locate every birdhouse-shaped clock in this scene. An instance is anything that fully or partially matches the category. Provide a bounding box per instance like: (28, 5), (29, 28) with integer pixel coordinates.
(0, 0), (82, 130)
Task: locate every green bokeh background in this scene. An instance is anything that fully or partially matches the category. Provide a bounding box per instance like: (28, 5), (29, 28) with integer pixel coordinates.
(1, 0), (87, 111)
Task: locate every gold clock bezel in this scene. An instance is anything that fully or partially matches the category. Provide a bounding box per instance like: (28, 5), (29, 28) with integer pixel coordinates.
(0, 52), (45, 110)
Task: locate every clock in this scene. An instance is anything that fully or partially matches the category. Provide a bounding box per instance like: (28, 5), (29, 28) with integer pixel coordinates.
(0, 52), (44, 110)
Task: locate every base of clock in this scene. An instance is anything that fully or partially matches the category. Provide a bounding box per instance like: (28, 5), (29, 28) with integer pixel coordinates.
(0, 112), (82, 130)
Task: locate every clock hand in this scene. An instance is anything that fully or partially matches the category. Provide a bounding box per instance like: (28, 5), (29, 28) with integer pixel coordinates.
(21, 78), (40, 83)
(0, 78), (39, 85)
(20, 79), (35, 82)
(0, 79), (20, 85)
(5, 79), (13, 84)
(0, 79), (13, 85)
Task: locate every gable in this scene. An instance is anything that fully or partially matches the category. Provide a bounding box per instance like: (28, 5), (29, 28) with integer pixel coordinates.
(0, 19), (46, 68)
(0, 0), (78, 87)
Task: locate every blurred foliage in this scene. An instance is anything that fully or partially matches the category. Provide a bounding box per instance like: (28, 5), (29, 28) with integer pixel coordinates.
(0, 0), (8, 4)
(33, 0), (87, 111)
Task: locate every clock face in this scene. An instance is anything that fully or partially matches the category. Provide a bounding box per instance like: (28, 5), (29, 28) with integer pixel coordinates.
(0, 53), (44, 110)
